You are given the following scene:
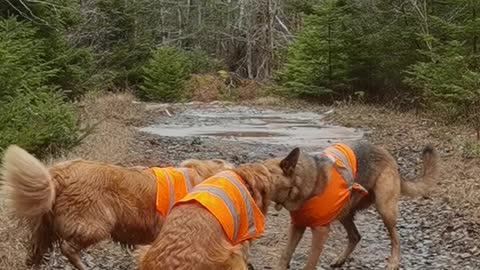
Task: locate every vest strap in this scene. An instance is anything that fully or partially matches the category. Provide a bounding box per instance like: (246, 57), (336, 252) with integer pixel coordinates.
(161, 169), (175, 213)
(178, 168), (193, 192)
(324, 146), (354, 186)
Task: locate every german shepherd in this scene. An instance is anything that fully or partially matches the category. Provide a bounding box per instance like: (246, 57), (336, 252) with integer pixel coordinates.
(1, 145), (234, 270)
(275, 142), (439, 270)
(137, 148), (337, 270)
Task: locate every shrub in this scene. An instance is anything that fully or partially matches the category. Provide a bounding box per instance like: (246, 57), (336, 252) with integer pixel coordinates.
(275, 0), (351, 98)
(0, 90), (80, 157)
(45, 36), (97, 100)
(99, 42), (153, 90)
(0, 19), (55, 98)
(405, 40), (480, 120)
(0, 19), (84, 157)
(138, 46), (190, 102)
(185, 74), (226, 102)
(185, 50), (224, 74)
(0, 18), (95, 101)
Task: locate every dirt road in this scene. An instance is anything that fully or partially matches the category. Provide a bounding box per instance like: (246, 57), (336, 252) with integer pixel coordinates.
(33, 102), (480, 269)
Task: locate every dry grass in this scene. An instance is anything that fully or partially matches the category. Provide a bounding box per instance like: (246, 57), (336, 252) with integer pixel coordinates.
(0, 92), (146, 270)
(66, 91), (144, 163)
(247, 96), (312, 108)
(325, 104), (480, 221)
(186, 74), (226, 102)
(234, 80), (265, 101)
(186, 74), (270, 102)
(0, 198), (28, 270)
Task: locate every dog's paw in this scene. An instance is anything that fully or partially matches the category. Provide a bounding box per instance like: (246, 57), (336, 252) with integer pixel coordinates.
(331, 254), (357, 268)
(272, 263), (289, 270)
(386, 257), (400, 270)
(386, 262), (400, 270)
(330, 261), (345, 268)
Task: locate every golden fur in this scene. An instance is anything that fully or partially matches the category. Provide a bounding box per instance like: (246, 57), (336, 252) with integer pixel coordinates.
(138, 148), (333, 270)
(276, 143), (440, 270)
(0, 145), (234, 270)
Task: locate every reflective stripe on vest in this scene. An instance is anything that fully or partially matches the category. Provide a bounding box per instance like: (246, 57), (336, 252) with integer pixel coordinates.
(217, 172), (257, 235)
(323, 144), (355, 186)
(151, 168), (176, 213)
(177, 170), (265, 245)
(151, 167), (195, 216)
(187, 186), (240, 239)
(178, 168), (193, 192)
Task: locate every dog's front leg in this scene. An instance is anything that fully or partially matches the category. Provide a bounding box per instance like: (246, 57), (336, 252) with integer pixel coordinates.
(276, 225), (306, 270)
(331, 214), (361, 267)
(303, 225), (330, 270)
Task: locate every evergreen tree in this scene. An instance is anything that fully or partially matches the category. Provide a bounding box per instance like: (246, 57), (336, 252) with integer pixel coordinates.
(138, 46), (190, 102)
(276, 0), (351, 98)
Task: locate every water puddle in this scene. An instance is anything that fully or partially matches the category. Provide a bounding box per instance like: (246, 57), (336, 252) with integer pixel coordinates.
(141, 105), (364, 150)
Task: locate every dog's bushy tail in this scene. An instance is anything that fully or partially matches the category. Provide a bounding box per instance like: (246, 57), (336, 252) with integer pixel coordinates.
(1, 145), (56, 265)
(2, 145), (55, 218)
(400, 144), (439, 198)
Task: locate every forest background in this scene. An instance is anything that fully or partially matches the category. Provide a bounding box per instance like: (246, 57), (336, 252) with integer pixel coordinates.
(1, 0), (480, 155)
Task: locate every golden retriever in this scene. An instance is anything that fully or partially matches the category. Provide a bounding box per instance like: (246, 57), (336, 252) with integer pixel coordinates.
(137, 147), (337, 270)
(1, 145), (234, 270)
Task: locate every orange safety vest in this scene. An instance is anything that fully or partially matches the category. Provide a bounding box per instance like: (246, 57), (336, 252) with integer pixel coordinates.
(290, 143), (368, 227)
(151, 167), (196, 217)
(177, 170), (265, 246)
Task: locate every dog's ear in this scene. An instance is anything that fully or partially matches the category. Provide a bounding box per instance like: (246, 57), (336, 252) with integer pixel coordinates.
(312, 155), (335, 195)
(280, 148), (300, 176)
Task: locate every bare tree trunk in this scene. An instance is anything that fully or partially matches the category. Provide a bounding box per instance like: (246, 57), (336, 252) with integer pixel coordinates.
(473, 1), (478, 70)
(177, 6), (183, 47)
(246, 37), (253, 79)
(245, 0), (254, 79)
(161, 1), (166, 43)
(409, 0), (433, 53)
(328, 22), (332, 84)
(141, 0), (292, 79)
(265, 0), (275, 78)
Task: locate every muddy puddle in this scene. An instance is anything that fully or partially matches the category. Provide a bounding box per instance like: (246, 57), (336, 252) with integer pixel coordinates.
(141, 104), (364, 150)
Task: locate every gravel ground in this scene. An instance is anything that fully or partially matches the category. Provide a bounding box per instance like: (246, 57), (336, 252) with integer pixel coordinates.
(23, 102), (480, 270)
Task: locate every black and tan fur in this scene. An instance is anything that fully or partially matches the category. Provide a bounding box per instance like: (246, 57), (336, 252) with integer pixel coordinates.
(275, 142), (439, 270)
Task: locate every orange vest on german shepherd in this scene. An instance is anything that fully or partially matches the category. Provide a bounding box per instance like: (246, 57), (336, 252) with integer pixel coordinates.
(290, 143), (368, 227)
